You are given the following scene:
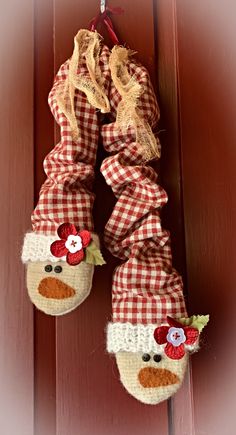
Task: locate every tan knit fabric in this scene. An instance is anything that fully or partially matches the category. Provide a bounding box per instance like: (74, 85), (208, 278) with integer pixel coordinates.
(27, 260), (94, 315)
(115, 352), (188, 405)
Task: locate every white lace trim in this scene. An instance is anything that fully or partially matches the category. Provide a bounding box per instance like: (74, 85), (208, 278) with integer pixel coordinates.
(106, 322), (199, 353)
(22, 232), (99, 263)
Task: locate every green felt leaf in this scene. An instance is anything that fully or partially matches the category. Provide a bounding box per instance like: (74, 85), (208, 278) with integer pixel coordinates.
(178, 315), (210, 332)
(85, 241), (106, 266)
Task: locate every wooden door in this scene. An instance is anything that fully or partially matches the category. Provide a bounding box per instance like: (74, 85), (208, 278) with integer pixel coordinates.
(176, 2), (236, 435)
(0, 2), (34, 434)
(34, 2), (171, 434)
(1, 1), (236, 434)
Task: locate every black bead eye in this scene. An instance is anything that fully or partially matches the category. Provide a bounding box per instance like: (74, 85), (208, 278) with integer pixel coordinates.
(153, 354), (162, 363)
(45, 264), (52, 273)
(142, 353), (151, 362)
(54, 265), (62, 273)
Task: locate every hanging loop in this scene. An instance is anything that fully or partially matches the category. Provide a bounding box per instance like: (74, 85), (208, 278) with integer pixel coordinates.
(100, 0), (106, 14)
(89, 3), (124, 46)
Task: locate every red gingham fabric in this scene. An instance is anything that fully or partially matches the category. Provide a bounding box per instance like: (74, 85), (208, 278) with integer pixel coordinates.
(101, 59), (187, 325)
(31, 45), (111, 235)
(31, 36), (187, 325)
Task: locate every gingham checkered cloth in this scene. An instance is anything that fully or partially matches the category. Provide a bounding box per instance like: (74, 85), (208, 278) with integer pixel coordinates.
(100, 60), (187, 325)
(31, 45), (111, 235)
(31, 39), (187, 325)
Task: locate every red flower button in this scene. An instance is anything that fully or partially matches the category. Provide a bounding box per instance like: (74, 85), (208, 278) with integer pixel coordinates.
(50, 223), (91, 266)
(154, 316), (199, 360)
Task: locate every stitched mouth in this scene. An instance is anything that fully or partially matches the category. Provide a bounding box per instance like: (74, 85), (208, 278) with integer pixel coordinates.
(38, 277), (76, 299)
(138, 367), (180, 388)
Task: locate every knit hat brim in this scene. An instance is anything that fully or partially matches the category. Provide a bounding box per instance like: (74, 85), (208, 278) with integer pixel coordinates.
(22, 232), (99, 263)
(107, 322), (199, 354)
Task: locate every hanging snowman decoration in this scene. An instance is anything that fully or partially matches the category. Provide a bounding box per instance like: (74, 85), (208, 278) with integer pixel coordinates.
(21, 3), (209, 404)
(101, 45), (209, 404)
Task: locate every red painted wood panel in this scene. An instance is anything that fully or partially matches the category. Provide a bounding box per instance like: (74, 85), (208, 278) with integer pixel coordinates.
(34, 1), (56, 435)
(155, 2), (194, 434)
(54, 1), (169, 434)
(0, 2), (34, 434)
(31, 1), (225, 433)
(176, 1), (236, 434)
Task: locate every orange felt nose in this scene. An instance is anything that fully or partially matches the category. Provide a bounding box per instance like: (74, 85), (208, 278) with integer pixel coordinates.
(138, 367), (179, 388)
(38, 277), (75, 299)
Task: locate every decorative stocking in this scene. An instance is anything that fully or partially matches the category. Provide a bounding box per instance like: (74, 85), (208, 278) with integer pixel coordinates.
(22, 30), (108, 315)
(101, 46), (209, 404)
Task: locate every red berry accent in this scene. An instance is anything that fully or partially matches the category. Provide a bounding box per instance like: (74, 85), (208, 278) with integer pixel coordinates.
(50, 240), (68, 258)
(154, 326), (169, 345)
(165, 343), (185, 360)
(57, 223), (77, 240)
(67, 249), (84, 266)
(79, 230), (91, 247)
(185, 327), (199, 345)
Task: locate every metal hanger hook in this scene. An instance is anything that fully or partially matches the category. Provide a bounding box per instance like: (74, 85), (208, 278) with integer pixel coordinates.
(100, 0), (106, 13)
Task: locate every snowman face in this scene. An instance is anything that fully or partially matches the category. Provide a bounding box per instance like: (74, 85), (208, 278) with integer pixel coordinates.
(116, 351), (188, 404)
(27, 261), (94, 315)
